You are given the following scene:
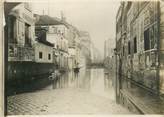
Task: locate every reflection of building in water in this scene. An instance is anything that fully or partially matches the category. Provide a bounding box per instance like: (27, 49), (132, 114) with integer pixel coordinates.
(51, 67), (112, 99)
(104, 72), (113, 89)
(53, 68), (91, 90)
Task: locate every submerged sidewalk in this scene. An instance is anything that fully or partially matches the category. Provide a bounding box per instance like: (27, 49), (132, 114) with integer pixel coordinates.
(7, 88), (131, 115)
(121, 87), (164, 114)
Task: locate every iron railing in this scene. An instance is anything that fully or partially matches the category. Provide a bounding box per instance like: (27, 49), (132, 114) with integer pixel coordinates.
(8, 43), (35, 61)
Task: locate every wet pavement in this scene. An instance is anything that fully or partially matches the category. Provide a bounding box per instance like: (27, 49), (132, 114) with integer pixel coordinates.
(7, 68), (132, 115)
(122, 86), (164, 114)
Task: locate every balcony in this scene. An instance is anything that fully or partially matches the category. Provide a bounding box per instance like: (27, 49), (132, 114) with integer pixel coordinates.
(8, 43), (35, 62)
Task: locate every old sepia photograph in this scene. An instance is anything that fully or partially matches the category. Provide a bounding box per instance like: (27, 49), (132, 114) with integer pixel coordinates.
(1, 0), (164, 116)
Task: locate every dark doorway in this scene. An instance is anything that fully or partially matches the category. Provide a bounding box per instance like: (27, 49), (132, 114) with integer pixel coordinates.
(144, 29), (150, 51)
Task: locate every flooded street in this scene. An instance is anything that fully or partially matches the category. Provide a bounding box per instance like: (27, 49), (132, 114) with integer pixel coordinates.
(7, 68), (131, 115)
(45, 68), (114, 99)
(4, 1), (164, 115)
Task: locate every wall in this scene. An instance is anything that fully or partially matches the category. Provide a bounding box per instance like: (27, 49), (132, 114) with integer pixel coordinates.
(34, 42), (53, 63)
(46, 33), (58, 49)
(10, 3), (35, 46)
(7, 3), (35, 62)
(47, 25), (68, 52)
(116, 2), (160, 94)
(59, 51), (68, 69)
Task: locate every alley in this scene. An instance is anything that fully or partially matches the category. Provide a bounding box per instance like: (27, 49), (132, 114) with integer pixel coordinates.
(7, 68), (131, 115)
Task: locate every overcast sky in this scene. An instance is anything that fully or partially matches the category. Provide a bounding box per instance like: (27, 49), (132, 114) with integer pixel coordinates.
(32, 0), (120, 56)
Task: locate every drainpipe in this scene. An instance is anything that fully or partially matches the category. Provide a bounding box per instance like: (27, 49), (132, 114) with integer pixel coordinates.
(157, 1), (160, 96)
(114, 47), (119, 103)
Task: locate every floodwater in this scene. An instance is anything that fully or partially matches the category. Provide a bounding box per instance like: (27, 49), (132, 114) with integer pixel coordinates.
(7, 66), (115, 98)
(45, 67), (115, 99)
(7, 67), (132, 114)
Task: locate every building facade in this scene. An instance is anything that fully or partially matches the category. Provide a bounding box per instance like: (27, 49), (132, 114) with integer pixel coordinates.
(35, 15), (69, 71)
(7, 3), (35, 62)
(6, 4), (55, 82)
(116, 1), (164, 113)
(104, 39), (115, 70)
(78, 31), (92, 66)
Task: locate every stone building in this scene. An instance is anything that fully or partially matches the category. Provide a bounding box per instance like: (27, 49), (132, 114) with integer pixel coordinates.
(116, 1), (164, 114)
(35, 15), (69, 71)
(6, 3), (36, 81)
(6, 3), (56, 81)
(78, 31), (92, 66)
(64, 23), (81, 70)
(104, 39), (115, 70)
(7, 3), (35, 62)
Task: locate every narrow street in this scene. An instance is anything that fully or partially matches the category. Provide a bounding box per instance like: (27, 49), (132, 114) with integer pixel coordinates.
(3, 1), (164, 115)
(7, 68), (131, 115)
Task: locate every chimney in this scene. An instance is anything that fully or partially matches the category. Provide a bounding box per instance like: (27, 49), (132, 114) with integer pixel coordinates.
(61, 11), (66, 22)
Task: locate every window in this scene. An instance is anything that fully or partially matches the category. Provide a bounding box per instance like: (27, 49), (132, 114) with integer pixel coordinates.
(25, 23), (31, 46)
(134, 37), (137, 53)
(48, 54), (51, 60)
(128, 41), (131, 55)
(144, 29), (150, 50)
(39, 52), (42, 59)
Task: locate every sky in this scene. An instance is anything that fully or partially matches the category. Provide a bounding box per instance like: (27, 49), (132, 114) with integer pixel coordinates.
(32, 0), (120, 56)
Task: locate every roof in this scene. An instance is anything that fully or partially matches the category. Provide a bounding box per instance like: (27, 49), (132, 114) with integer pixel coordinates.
(60, 20), (80, 36)
(35, 28), (54, 47)
(4, 2), (21, 17)
(37, 39), (54, 47)
(35, 14), (65, 26)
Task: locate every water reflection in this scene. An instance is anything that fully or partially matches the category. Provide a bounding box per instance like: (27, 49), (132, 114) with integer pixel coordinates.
(49, 68), (114, 98)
